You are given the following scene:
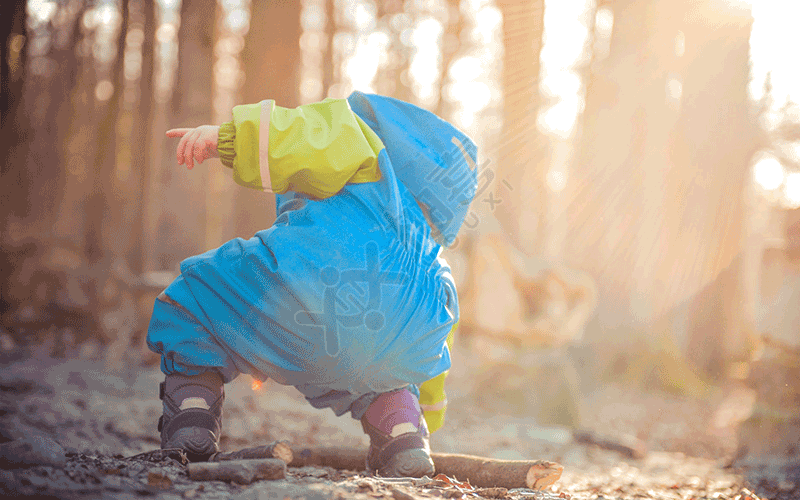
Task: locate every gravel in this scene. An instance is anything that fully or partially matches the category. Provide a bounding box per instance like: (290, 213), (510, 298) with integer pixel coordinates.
(0, 350), (796, 499)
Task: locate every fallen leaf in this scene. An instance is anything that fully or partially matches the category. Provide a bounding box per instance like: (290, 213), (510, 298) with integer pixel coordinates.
(434, 473), (474, 491)
(147, 472), (173, 489)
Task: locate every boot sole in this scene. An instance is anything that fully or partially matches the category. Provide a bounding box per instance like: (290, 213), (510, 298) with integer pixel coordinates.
(163, 427), (219, 462)
(378, 449), (435, 478)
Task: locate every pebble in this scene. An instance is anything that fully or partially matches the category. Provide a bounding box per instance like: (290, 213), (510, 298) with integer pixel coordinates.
(2, 356), (798, 499)
(233, 481), (333, 500)
(0, 435), (66, 469)
(0, 469), (17, 495)
(475, 486), (509, 498)
(391, 487), (417, 500)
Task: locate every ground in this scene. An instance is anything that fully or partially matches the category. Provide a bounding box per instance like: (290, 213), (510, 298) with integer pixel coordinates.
(0, 337), (797, 500)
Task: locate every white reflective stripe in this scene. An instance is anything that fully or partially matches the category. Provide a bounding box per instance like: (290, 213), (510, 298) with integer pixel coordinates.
(389, 423), (418, 437)
(179, 397), (210, 410)
(259, 99), (274, 193)
(420, 398), (447, 412)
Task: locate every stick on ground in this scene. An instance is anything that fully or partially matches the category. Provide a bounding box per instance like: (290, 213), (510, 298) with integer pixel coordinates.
(432, 452), (562, 490)
(188, 458), (286, 484)
(209, 441), (293, 464)
(289, 446), (563, 490)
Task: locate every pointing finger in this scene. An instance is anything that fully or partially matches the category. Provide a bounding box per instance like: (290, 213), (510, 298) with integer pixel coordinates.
(166, 128), (192, 138)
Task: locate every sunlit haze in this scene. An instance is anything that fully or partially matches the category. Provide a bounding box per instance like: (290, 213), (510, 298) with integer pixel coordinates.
(23, 0), (800, 208)
(753, 155), (785, 191)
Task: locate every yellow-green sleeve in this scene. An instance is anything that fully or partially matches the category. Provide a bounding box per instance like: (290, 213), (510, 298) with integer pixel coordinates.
(219, 99), (383, 196)
(217, 121), (236, 170)
(419, 322), (457, 433)
(231, 103), (264, 189)
(269, 98), (382, 197)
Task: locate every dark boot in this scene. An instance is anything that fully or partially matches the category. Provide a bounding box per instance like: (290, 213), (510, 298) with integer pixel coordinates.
(158, 371), (224, 462)
(361, 388), (435, 478)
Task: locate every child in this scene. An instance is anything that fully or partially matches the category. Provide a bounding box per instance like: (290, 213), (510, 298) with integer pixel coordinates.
(147, 91), (478, 477)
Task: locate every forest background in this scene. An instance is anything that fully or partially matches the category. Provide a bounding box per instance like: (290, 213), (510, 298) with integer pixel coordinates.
(1, 0), (799, 452)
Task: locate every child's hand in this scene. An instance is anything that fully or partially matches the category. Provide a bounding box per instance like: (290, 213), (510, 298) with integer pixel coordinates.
(166, 125), (220, 169)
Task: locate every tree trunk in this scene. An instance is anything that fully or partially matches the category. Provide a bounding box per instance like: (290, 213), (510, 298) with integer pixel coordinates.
(52, 2), (99, 250)
(321, 0), (336, 97)
(76, 0), (132, 355)
(435, 0), (464, 120)
(495, 0), (547, 254)
(152, 0), (216, 269)
(233, 0), (302, 238)
(0, 1), (28, 236)
(23, 4), (85, 241)
(1, 2), (97, 344)
(373, 0), (405, 99)
(127, 0), (157, 275)
(2, 2), (82, 239)
(561, 0), (761, 376)
(84, 0), (130, 267)
(0, 2), (26, 132)
(391, 1), (414, 104)
(120, 0), (161, 362)
(241, 0), (301, 110)
(675, 1), (762, 374)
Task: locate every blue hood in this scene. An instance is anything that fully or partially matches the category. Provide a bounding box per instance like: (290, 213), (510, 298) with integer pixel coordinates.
(347, 91), (478, 247)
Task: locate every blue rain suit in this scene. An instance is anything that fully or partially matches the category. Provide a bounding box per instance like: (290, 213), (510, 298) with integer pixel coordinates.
(146, 92), (478, 422)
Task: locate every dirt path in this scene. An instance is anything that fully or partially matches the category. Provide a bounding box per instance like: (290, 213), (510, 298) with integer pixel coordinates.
(0, 347), (797, 499)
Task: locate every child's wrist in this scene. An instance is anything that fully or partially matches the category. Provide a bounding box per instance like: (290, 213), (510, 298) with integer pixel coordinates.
(217, 122), (236, 167)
